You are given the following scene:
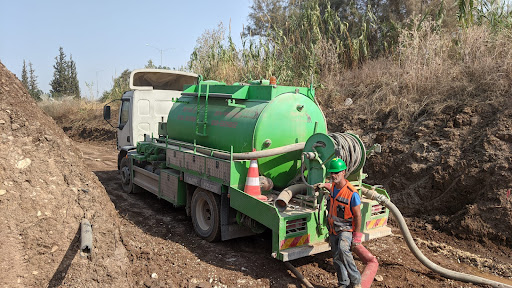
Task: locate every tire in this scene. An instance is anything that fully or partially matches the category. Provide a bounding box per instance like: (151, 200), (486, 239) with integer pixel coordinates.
(119, 157), (133, 193)
(191, 188), (221, 242)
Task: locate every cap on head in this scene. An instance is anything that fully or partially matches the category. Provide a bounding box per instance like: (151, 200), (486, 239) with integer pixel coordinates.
(327, 158), (347, 173)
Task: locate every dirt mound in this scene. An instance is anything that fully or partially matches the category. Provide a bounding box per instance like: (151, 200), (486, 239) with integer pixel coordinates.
(325, 100), (512, 246)
(0, 62), (130, 287)
(63, 125), (116, 143)
(38, 100), (118, 144)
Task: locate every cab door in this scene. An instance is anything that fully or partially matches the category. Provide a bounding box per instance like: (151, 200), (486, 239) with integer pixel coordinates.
(117, 98), (132, 149)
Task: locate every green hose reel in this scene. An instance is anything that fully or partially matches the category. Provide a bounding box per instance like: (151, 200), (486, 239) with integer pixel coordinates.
(303, 132), (367, 188)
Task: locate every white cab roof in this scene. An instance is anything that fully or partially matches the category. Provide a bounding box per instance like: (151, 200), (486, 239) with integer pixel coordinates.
(130, 69), (198, 91)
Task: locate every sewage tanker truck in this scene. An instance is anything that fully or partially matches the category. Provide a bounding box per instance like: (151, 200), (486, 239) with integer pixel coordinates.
(104, 70), (391, 261)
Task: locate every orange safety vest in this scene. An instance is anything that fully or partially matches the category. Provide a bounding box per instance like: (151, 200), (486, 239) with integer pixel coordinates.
(327, 182), (357, 235)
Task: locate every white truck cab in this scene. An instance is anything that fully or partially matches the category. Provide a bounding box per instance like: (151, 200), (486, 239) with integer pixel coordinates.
(103, 69), (198, 166)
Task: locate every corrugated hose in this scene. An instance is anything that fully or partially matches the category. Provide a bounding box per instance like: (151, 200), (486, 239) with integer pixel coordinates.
(361, 187), (512, 288)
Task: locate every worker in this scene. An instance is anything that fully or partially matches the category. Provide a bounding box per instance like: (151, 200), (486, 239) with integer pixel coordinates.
(315, 158), (362, 288)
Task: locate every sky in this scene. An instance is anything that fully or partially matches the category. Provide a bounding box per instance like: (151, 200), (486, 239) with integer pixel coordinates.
(0, 0), (251, 99)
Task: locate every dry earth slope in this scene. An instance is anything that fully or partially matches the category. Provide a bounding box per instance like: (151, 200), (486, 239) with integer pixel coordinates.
(325, 96), (512, 246)
(0, 61), (131, 287)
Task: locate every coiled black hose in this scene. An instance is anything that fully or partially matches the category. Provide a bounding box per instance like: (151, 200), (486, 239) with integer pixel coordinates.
(329, 132), (365, 175)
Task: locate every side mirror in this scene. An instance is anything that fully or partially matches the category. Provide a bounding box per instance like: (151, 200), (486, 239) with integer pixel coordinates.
(103, 105), (111, 121)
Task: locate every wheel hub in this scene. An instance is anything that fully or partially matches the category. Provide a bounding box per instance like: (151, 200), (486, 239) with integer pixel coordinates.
(196, 198), (212, 231)
(121, 166), (130, 184)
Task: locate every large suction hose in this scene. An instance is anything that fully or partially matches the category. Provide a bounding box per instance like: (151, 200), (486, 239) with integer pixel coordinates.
(275, 184), (308, 212)
(166, 139), (305, 160)
(352, 244), (379, 288)
(361, 187), (512, 288)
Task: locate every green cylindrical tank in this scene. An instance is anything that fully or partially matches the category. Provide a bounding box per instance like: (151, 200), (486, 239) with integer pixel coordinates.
(167, 88), (327, 188)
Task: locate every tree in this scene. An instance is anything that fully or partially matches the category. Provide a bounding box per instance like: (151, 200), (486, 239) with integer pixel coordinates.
(21, 60), (29, 90)
(67, 55), (80, 99)
(243, 0), (301, 37)
(50, 47), (80, 98)
(28, 62), (42, 101)
(100, 69), (131, 102)
(50, 47), (68, 98)
(145, 59), (171, 70)
(145, 59), (157, 69)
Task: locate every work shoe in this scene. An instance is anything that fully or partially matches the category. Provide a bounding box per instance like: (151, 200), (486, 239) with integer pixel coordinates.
(352, 284), (362, 288)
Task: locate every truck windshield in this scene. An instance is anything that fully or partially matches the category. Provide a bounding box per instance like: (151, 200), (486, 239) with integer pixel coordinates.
(119, 99), (130, 129)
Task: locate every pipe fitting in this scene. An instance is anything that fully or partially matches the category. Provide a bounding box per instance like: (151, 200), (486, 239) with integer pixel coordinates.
(80, 219), (93, 259)
(303, 152), (316, 160)
(360, 187), (389, 205)
(259, 176), (274, 191)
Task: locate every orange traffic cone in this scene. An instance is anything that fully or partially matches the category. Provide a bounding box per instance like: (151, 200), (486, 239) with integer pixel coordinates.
(244, 151), (267, 201)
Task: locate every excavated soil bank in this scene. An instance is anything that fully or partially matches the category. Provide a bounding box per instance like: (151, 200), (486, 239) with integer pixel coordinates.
(324, 101), (512, 247)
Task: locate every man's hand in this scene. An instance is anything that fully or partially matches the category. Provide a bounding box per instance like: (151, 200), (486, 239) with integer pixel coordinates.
(313, 183), (326, 191)
(352, 232), (363, 246)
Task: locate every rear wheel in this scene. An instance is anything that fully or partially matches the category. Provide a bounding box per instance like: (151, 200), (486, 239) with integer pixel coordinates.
(119, 157), (133, 193)
(191, 188), (221, 242)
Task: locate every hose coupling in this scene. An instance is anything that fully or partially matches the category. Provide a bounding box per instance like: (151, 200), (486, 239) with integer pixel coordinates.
(360, 187), (389, 205)
(303, 152), (316, 159)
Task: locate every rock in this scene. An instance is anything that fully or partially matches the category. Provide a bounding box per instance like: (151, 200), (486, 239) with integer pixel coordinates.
(16, 158), (31, 169)
(11, 123), (20, 130)
(496, 132), (512, 143)
(196, 282), (212, 288)
(0, 120), (5, 124)
(151, 273), (158, 279)
(0, 189), (6, 195)
(374, 275), (384, 282)
(51, 246), (58, 253)
(37, 211), (41, 217)
(143, 279), (153, 287)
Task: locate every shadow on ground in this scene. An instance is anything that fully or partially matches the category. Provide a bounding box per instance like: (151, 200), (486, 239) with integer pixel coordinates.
(92, 169), (325, 287)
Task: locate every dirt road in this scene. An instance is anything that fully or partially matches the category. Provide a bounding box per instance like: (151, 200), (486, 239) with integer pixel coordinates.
(77, 141), (512, 288)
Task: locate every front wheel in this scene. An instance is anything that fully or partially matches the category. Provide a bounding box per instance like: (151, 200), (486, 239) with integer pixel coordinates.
(191, 188), (221, 242)
(119, 157), (133, 193)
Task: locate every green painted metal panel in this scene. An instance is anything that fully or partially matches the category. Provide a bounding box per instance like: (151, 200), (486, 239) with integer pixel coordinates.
(182, 82), (314, 102)
(230, 160), (249, 190)
(229, 187), (279, 229)
(168, 97), (266, 152)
